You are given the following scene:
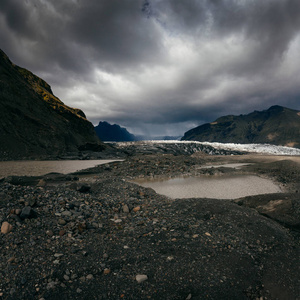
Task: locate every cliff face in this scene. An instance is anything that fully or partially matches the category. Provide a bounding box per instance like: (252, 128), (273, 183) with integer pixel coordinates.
(0, 49), (104, 160)
(182, 106), (300, 148)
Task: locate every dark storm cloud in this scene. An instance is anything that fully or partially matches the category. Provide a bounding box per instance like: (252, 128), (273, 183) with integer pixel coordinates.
(1, 0), (300, 136)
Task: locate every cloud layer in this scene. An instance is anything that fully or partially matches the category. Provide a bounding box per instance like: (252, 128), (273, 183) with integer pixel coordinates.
(1, 0), (300, 136)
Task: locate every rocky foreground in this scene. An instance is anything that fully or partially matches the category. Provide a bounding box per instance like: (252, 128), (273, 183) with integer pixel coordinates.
(1, 153), (300, 300)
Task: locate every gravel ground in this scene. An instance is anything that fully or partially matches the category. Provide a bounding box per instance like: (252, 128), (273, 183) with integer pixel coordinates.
(1, 153), (300, 299)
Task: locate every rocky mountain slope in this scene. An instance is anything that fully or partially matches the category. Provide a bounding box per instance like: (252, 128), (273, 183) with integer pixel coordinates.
(0, 49), (105, 160)
(94, 121), (136, 142)
(182, 106), (300, 148)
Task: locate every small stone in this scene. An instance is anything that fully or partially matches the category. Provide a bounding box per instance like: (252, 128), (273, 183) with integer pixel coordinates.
(63, 275), (69, 281)
(122, 204), (130, 213)
(1, 221), (13, 234)
(54, 253), (63, 258)
(61, 211), (72, 217)
(46, 230), (53, 237)
(37, 179), (46, 186)
(15, 209), (22, 215)
(186, 294), (192, 300)
(205, 232), (212, 237)
(58, 219), (67, 225)
(53, 260), (60, 264)
(59, 230), (66, 236)
(192, 234), (199, 238)
(103, 268), (111, 275)
(47, 281), (56, 289)
(77, 185), (91, 193)
(136, 274), (148, 283)
(86, 274), (94, 280)
(133, 206), (141, 212)
(7, 256), (15, 263)
(20, 206), (37, 220)
(29, 198), (37, 207)
(78, 223), (86, 233)
(76, 288), (82, 293)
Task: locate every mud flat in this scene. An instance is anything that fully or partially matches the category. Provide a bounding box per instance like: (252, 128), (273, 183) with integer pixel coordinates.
(0, 160), (123, 177)
(0, 153), (299, 299)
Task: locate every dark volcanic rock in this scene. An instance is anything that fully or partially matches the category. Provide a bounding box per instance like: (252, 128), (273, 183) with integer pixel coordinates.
(94, 121), (136, 142)
(20, 206), (37, 220)
(0, 49), (106, 160)
(182, 105), (300, 148)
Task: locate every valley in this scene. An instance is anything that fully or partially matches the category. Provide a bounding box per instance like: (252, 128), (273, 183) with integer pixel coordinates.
(1, 150), (300, 299)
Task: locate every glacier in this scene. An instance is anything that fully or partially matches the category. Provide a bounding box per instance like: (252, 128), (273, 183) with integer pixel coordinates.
(116, 140), (300, 156)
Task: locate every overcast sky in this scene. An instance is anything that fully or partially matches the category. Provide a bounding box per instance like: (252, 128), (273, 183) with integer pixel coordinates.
(1, 0), (300, 136)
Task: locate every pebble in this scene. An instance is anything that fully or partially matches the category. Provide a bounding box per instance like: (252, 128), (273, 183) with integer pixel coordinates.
(59, 229), (66, 236)
(61, 211), (72, 217)
(46, 230), (54, 237)
(136, 274), (148, 283)
(37, 179), (46, 186)
(54, 253), (63, 258)
(20, 206), (36, 220)
(133, 206), (141, 212)
(15, 208), (22, 215)
(123, 204), (130, 213)
(63, 275), (69, 281)
(76, 288), (82, 293)
(1, 221), (12, 234)
(58, 218), (67, 225)
(86, 274), (94, 280)
(103, 268), (111, 275)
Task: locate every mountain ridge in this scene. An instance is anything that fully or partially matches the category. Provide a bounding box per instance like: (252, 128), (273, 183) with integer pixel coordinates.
(94, 121), (136, 142)
(182, 105), (300, 148)
(0, 49), (105, 160)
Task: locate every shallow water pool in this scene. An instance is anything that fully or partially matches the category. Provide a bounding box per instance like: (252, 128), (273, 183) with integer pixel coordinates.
(135, 175), (281, 199)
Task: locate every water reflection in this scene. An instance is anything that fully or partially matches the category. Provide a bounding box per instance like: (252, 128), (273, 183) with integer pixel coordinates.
(0, 160), (121, 177)
(135, 175), (281, 199)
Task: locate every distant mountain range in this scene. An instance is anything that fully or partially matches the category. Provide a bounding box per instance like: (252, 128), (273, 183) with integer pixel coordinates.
(94, 121), (181, 142)
(94, 121), (136, 142)
(0, 49), (105, 160)
(182, 105), (300, 148)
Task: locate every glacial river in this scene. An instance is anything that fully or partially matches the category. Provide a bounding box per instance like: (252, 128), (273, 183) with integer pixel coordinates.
(0, 160), (121, 177)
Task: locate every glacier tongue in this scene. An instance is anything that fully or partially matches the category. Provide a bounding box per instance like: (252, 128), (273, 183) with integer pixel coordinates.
(198, 141), (300, 155)
(137, 140), (300, 155)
